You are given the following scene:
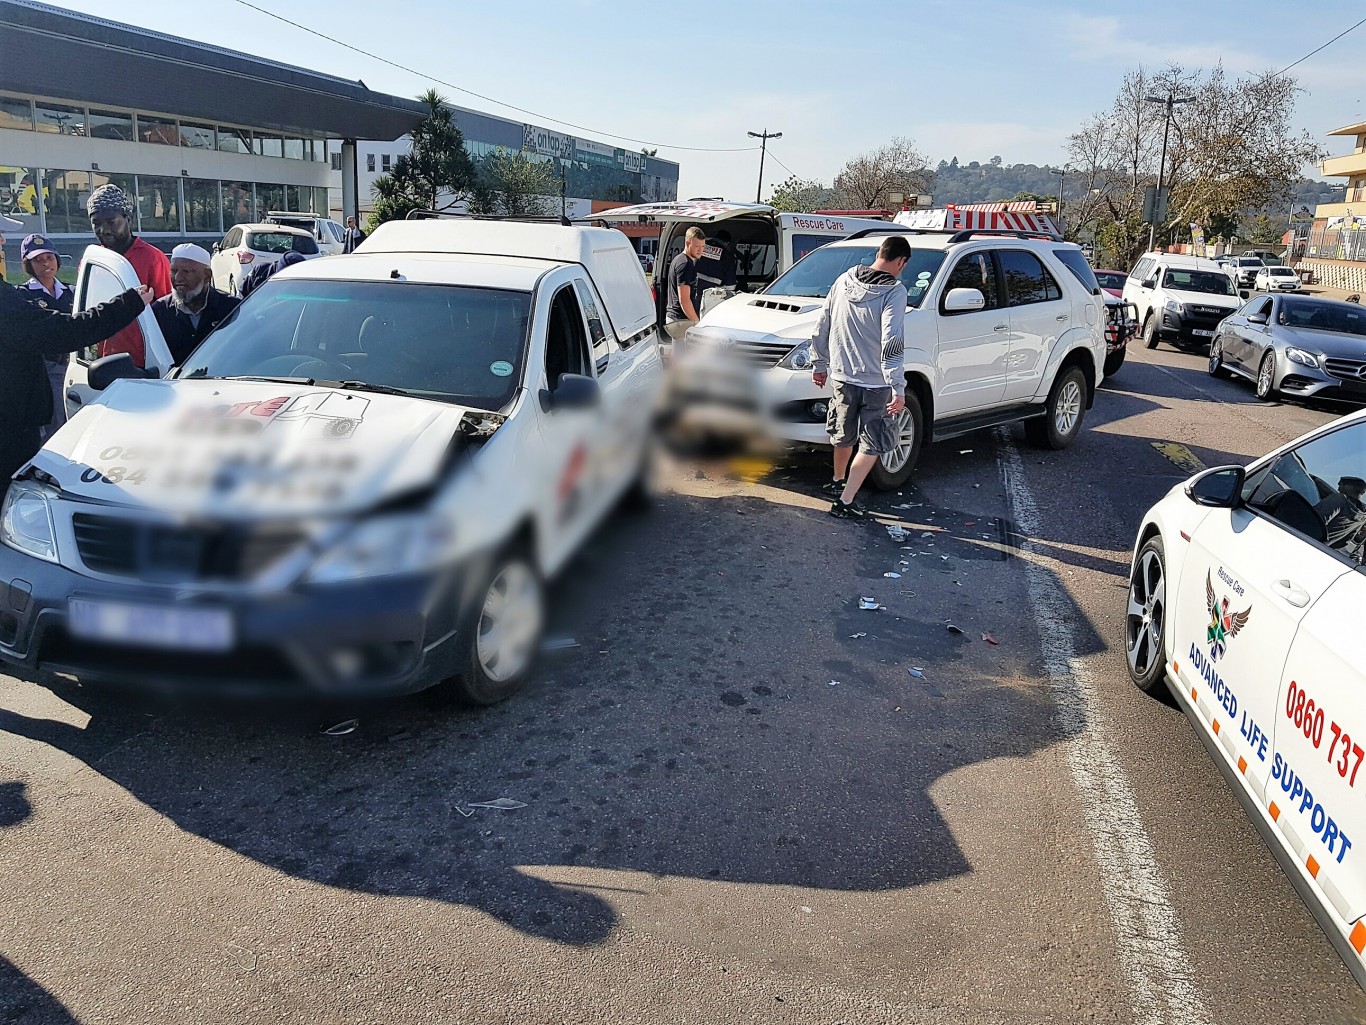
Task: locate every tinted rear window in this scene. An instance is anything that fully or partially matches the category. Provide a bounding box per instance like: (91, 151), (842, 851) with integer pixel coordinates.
(246, 231), (319, 255)
(1052, 248), (1100, 294)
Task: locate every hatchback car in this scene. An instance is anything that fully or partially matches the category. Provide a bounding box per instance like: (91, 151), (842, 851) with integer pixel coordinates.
(1126, 410), (1366, 987)
(1255, 266), (1302, 293)
(210, 223), (321, 295)
(1209, 294), (1366, 402)
(1094, 269), (1127, 298)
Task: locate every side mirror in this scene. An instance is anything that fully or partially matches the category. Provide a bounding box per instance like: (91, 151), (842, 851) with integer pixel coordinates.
(1239, 289), (1250, 300)
(1185, 464), (1246, 508)
(211, 243), (220, 254)
(539, 373), (600, 413)
(88, 352), (156, 390)
(1247, 313), (1268, 325)
(942, 287), (986, 313)
(1141, 277), (1158, 289)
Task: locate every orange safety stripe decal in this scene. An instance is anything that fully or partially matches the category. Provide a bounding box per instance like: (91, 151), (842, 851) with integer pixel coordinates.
(1270, 802), (1281, 822)
(1353, 921), (1366, 955)
(1308, 855), (1321, 879)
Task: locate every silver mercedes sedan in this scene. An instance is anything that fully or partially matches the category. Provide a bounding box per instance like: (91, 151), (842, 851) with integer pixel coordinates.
(1208, 293), (1366, 403)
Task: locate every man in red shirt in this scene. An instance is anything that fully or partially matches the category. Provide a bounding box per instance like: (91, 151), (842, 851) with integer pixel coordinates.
(87, 184), (171, 367)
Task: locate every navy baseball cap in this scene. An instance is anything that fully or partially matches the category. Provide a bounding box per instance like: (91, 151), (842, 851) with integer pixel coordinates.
(20, 234), (59, 263)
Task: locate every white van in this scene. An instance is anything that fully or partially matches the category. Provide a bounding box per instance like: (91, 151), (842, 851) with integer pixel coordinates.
(588, 201), (898, 325)
(1123, 251), (1242, 352)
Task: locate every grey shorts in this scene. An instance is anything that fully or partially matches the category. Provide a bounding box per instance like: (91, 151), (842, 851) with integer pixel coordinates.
(827, 381), (896, 455)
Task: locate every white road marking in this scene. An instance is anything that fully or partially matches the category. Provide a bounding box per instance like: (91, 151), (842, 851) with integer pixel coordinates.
(998, 435), (1210, 1025)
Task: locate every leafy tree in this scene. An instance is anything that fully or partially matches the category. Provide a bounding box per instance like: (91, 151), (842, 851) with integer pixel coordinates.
(369, 89), (480, 229)
(1244, 212), (1285, 245)
(766, 174), (835, 213)
(832, 137), (933, 208)
(474, 149), (558, 218)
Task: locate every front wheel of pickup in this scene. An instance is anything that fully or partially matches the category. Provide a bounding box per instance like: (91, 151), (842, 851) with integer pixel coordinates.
(1024, 366), (1087, 450)
(452, 550), (544, 706)
(868, 391), (923, 491)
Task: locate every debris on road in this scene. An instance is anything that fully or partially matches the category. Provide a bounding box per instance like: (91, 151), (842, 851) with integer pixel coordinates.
(982, 632), (1000, 646)
(946, 624), (964, 635)
(542, 636), (580, 652)
(960, 449), (973, 454)
(886, 525), (909, 541)
(908, 667), (924, 678)
(466, 798), (527, 810)
(453, 805), (475, 818)
(883, 571), (902, 578)
(850, 632), (867, 639)
(828, 680), (840, 687)
(321, 719), (358, 736)
(859, 597), (884, 611)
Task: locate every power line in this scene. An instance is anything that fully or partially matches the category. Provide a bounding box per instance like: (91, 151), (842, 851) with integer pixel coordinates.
(1272, 15), (1366, 78)
(229, 0), (760, 154)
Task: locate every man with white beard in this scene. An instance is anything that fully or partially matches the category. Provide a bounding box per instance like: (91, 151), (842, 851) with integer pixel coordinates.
(151, 243), (241, 365)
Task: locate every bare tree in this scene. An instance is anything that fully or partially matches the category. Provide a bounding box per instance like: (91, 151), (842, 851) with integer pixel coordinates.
(832, 137), (933, 209)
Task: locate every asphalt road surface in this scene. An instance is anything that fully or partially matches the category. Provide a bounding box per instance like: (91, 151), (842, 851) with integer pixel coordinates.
(3, 341), (1365, 1024)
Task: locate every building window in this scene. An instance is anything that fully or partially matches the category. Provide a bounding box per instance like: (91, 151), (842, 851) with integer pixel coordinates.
(0, 166), (42, 234)
(137, 175), (182, 232)
(381, 154), (392, 172)
(217, 126), (251, 154)
(284, 137), (304, 160)
(180, 122), (216, 150)
(183, 178), (222, 233)
(88, 109), (134, 142)
(222, 181), (255, 227)
(256, 182), (286, 217)
(42, 169), (90, 233)
(330, 152), (342, 171)
(312, 186), (330, 215)
(0, 95), (32, 130)
(137, 115), (178, 146)
(34, 102), (85, 137)
(366, 153), (376, 173)
(255, 134), (283, 159)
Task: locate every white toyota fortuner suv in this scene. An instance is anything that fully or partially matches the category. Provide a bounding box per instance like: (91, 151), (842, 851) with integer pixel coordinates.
(673, 225), (1108, 489)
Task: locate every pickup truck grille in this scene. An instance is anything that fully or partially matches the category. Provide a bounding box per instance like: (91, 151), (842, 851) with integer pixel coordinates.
(726, 340), (795, 367)
(71, 514), (306, 582)
(1324, 357), (1366, 382)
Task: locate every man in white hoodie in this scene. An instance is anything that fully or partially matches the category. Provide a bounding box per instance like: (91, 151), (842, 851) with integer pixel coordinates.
(810, 233), (910, 518)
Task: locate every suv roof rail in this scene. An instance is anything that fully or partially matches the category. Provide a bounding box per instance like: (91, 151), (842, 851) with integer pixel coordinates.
(843, 225), (927, 240)
(945, 228), (1061, 244)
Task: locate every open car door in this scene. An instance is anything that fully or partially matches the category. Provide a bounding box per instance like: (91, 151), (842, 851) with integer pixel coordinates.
(66, 245), (174, 418)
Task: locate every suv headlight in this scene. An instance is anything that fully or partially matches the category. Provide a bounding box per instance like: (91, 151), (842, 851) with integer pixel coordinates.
(1285, 346), (1321, 368)
(0, 482), (59, 563)
(307, 511), (455, 583)
(779, 342), (815, 371)
(1164, 299), (1184, 315)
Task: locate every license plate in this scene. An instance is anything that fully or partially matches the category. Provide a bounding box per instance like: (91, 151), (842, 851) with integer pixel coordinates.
(68, 598), (234, 652)
(1192, 329), (1214, 337)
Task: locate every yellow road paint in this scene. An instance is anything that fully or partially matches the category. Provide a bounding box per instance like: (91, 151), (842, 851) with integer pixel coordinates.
(1151, 442), (1207, 476)
(728, 456), (774, 485)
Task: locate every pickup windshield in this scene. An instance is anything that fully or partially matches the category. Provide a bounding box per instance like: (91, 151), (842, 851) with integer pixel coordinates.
(1161, 269), (1237, 296)
(178, 280), (532, 410)
(765, 243), (945, 308)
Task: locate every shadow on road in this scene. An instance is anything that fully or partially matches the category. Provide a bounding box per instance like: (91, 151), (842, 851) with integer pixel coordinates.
(0, 485), (1086, 951)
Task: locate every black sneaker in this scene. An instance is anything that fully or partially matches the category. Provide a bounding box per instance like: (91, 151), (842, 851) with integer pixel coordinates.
(828, 499), (868, 519)
(820, 479), (846, 495)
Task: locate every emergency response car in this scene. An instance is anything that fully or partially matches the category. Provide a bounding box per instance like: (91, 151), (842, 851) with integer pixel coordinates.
(671, 206), (1108, 488)
(0, 221), (662, 704)
(1127, 412), (1366, 986)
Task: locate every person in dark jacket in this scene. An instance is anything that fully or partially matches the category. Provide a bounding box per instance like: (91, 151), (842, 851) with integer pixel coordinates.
(0, 278), (151, 498)
(18, 234), (74, 441)
(238, 249), (307, 300)
(151, 243), (241, 365)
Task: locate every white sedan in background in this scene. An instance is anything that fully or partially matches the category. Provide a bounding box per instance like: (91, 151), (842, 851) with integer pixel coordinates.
(1126, 410), (1366, 987)
(1255, 265), (1302, 293)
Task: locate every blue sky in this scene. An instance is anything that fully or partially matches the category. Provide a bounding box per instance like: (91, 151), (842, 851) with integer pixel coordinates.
(52, 0), (1366, 199)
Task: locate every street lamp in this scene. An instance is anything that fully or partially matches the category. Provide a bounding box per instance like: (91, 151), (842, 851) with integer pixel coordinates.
(1145, 89), (1194, 250)
(1049, 166), (1069, 233)
(747, 129), (782, 203)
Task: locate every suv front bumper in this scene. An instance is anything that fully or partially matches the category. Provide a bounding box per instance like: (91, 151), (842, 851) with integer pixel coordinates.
(668, 359), (831, 447)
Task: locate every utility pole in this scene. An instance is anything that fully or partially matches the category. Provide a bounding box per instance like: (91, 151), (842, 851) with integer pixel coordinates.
(1145, 89), (1193, 250)
(747, 129), (782, 203)
(1049, 166), (1068, 236)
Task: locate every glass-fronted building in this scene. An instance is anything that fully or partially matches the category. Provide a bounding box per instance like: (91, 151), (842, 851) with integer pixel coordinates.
(0, 0), (424, 263)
